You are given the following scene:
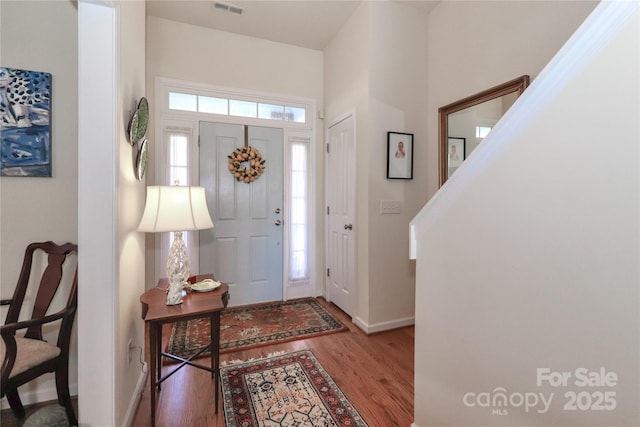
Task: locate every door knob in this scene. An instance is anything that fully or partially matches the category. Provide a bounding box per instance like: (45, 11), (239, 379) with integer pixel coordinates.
(344, 224), (353, 230)
(275, 208), (281, 214)
(275, 219), (282, 226)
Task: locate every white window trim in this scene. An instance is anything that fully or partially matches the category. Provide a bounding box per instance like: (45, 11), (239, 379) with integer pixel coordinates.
(153, 77), (317, 300)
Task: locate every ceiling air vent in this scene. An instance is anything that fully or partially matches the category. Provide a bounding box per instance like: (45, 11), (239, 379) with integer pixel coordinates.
(214, 1), (243, 15)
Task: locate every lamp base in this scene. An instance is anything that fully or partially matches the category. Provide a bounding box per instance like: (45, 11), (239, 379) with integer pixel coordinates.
(166, 280), (184, 305)
(166, 230), (190, 305)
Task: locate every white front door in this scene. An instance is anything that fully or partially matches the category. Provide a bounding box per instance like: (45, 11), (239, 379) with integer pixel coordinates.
(326, 114), (356, 316)
(199, 122), (284, 306)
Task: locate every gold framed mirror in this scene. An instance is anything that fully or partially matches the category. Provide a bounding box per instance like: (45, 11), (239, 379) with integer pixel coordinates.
(439, 75), (530, 185)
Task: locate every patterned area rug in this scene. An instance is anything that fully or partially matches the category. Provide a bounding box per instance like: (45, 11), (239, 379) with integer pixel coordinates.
(167, 298), (348, 358)
(221, 350), (368, 427)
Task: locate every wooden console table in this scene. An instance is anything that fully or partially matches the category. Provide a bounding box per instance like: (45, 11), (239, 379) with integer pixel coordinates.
(140, 274), (229, 427)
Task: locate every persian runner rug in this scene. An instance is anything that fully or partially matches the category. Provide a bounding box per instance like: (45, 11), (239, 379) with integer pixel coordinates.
(220, 350), (369, 427)
(167, 298), (347, 358)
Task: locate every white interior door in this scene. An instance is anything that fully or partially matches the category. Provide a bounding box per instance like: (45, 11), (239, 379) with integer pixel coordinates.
(326, 114), (356, 316)
(199, 122), (284, 306)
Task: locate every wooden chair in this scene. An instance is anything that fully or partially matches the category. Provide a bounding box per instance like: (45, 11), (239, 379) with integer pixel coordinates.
(0, 241), (78, 426)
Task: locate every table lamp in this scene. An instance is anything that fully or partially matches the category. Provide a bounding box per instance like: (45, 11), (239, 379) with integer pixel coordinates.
(138, 185), (214, 305)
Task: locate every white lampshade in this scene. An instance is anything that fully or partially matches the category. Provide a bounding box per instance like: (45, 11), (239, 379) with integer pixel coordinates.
(138, 185), (214, 233)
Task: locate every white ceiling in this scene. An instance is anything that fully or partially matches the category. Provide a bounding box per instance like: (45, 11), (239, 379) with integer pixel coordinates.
(146, 0), (438, 51)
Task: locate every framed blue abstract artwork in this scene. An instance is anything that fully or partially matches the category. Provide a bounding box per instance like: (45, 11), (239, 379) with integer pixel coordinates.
(0, 67), (52, 177)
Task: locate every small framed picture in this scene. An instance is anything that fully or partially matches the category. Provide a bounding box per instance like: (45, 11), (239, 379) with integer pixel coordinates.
(386, 132), (414, 179)
(447, 137), (465, 178)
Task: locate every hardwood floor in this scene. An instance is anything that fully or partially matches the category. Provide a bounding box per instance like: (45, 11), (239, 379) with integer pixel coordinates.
(1, 299), (414, 426)
(131, 298), (415, 427)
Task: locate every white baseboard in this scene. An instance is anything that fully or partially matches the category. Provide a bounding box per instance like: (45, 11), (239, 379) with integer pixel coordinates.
(411, 423), (421, 427)
(352, 315), (414, 334)
(122, 363), (148, 427)
(1, 382), (78, 410)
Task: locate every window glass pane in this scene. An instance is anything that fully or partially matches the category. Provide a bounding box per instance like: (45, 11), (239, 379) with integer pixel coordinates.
(229, 100), (257, 118)
(258, 103), (285, 120)
(169, 92), (197, 112)
(168, 133), (189, 185)
(199, 96), (228, 115)
(291, 142), (308, 170)
(476, 126), (492, 138)
(291, 251), (306, 280)
(169, 167), (188, 187)
(285, 106), (306, 123)
(291, 174), (306, 198)
(169, 134), (188, 166)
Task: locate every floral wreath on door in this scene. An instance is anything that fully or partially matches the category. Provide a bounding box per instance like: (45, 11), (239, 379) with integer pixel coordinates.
(228, 146), (265, 183)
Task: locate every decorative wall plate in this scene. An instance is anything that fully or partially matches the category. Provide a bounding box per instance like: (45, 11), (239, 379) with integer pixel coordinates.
(135, 97), (149, 142)
(135, 138), (148, 181)
(127, 109), (139, 146)
(127, 97), (149, 146)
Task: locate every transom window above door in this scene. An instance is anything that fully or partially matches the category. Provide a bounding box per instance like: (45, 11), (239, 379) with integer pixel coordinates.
(168, 91), (307, 124)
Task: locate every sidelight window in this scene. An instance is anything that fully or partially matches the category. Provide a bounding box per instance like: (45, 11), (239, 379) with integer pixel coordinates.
(290, 140), (309, 281)
(168, 132), (190, 186)
(165, 128), (196, 268)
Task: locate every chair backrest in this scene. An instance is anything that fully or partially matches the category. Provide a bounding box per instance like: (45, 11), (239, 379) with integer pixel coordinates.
(5, 241), (78, 341)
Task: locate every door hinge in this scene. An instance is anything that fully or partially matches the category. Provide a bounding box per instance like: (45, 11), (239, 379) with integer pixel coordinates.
(198, 135), (200, 147)
(326, 143), (330, 153)
(327, 268), (330, 277)
(326, 206), (330, 215)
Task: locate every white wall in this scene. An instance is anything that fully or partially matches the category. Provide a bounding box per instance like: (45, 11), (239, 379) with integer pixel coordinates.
(78, 1), (146, 425)
(412, 2), (638, 426)
(146, 16), (323, 99)
(324, 2), (372, 323)
(117, 2), (147, 425)
(0, 0), (79, 408)
(367, 1), (428, 328)
(145, 16), (324, 290)
(324, 1), (428, 330)
(426, 0), (599, 196)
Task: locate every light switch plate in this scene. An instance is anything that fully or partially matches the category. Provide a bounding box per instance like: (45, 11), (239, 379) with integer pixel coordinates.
(380, 200), (402, 214)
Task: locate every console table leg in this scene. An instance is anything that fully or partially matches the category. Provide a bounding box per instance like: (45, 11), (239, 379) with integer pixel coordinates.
(156, 323), (163, 391)
(149, 322), (160, 427)
(212, 313), (221, 413)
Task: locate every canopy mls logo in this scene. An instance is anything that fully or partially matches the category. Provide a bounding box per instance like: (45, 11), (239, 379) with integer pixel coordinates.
(462, 367), (618, 416)
(463, 388), (553, 416)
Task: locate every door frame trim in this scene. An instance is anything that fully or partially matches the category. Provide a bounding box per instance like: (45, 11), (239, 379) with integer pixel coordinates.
(152, 77), (317, 301)
(325, 109), (357, 313)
